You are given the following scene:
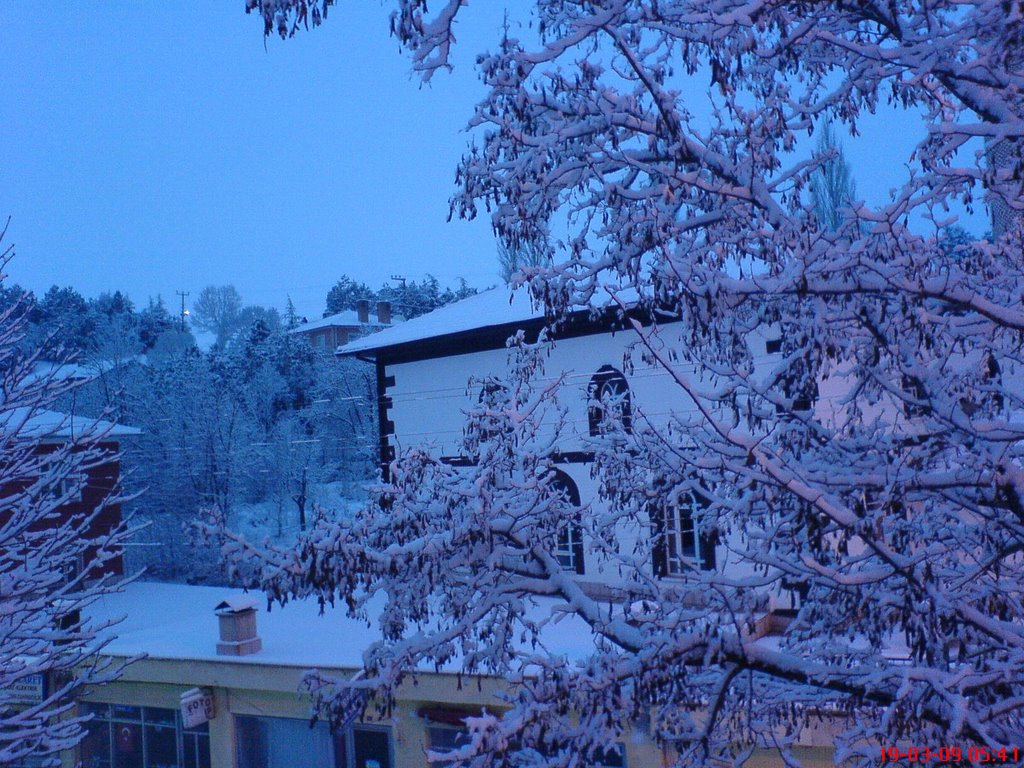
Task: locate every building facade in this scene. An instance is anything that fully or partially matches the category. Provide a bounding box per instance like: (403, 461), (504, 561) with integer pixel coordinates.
(65, 291), (841, 768)
(73, 583), (671, 768)
(289, 301), (393, 353)
(339, 288), (786, 593)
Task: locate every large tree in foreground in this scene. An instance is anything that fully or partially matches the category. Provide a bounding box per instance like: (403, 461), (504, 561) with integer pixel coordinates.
(235, 1), (1024, 765)
(0, 232), (131, 766)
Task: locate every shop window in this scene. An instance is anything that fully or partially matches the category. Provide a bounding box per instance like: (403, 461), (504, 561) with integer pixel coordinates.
(525, 742), (627, 767)
(651, 489), (716, 575)
(547, 470), (585, 576)
(236, 716), (392, 768)
(79, 703), (210, 768)
(588, 366), (632, 435)
(426, 726), (470, 767)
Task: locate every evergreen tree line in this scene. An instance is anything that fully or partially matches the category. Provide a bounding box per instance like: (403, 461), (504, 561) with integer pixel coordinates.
(322, 273), (477, 319)
(1, 282), (377, 583)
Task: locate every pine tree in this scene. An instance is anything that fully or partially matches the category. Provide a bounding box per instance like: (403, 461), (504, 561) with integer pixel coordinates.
(809, 123), (857, 232)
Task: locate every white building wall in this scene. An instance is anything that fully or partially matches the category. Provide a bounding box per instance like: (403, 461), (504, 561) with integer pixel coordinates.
(381, 323), (785, 590)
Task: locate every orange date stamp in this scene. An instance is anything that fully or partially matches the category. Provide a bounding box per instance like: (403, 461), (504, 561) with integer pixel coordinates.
(880, 746), (1020, 763)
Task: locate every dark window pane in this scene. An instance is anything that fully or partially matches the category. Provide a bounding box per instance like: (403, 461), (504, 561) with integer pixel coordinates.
(80, 720), (112, 768)
(334, 732), (347, 768)
(112, 723), (143, 768)
(145, 724), (178, 768)
(111, 705), (143, 722)
(427, 728), (468, 767)
(236, 717), (265, 768)
(144, 707), (177, 727)
(183, 733), (212, 768)
(195, 735), (211, 768)
(588, 366), (632, 435)
(182, 720), (210, 735)
(352, 728), (391, 768)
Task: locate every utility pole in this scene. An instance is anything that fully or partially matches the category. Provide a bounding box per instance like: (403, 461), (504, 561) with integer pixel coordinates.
(176, 290), (189, 332)
(390, 274), (407, 289)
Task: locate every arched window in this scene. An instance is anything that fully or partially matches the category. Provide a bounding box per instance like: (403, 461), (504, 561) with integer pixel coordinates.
(587, 366), (632, 436)
(474, 378), (508, 442)
(651, 487), (716, 575)
(547, 469), (585, 576)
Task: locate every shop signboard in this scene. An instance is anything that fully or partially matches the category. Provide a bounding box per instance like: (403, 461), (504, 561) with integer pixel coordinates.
(7, 673), (46, 704)
(179, 688), (215, 728)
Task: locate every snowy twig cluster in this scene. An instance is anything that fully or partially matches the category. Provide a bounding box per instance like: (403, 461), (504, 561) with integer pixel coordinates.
(239, 2), (1024, 765)
(0, 230), (134, 766)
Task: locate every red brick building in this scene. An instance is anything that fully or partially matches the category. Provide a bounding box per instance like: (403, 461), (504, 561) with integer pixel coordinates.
(2, 408), (140, 578)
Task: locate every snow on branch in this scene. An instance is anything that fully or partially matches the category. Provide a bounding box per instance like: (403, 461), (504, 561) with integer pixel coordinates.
(242, 2), (1024, 765)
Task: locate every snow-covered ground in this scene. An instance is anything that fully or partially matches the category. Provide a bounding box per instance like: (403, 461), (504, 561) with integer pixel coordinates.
(231, 480), (371, 546)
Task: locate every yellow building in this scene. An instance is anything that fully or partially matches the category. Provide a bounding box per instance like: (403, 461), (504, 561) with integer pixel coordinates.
(73, 582), (836, 768)
(72, 582), (663, 768)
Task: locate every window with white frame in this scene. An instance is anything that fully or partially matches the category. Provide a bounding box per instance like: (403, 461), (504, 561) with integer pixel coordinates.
(547, 470), (585, 576)
(235, 715), (392, 768)
(652, 489), (715, 575)
(587, 366), (632, 436)
(38, 453), (86, 504)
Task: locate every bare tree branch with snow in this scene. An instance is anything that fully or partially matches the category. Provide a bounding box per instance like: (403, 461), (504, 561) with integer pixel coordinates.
(236, 2), (1024, 765)
(0, 230), (134, 766)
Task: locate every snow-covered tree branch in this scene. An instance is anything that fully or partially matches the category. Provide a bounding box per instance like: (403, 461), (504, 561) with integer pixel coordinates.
(0, 232), (134, 766)
(238, 1), (1024, 765)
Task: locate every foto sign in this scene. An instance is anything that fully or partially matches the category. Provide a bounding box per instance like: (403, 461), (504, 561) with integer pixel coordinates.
(179, 688), (215, 728)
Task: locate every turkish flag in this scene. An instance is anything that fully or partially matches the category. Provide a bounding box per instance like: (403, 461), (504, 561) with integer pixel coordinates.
(117, 724), (139, 753)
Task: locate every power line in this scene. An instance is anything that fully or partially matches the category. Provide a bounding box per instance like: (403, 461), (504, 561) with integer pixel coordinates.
(175, 291), (189, 333)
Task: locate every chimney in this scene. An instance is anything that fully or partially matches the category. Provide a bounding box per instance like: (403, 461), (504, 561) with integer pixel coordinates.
(376, 301), (392, 325)
(214, 597), (262, 656)
(356, 299), (370, 324)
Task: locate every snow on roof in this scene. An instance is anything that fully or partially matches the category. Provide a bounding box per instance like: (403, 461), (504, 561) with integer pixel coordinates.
(338, 286), (644, 357)
(24, 358), (143, 385)
(288, 310), (389, 334)
(338, 288), (543, 355)
(84, 581), (600, 671)
(0, 407), (141, 441)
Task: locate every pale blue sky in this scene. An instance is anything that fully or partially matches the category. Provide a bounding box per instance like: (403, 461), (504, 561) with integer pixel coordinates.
(0, 4), (989, 319)
(1, 3), (507, 318)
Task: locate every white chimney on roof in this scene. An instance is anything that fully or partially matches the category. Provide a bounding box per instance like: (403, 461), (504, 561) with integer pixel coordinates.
(214, 596), (262, 656)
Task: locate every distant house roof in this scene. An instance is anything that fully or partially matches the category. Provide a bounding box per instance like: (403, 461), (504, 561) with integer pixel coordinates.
(288, 309), (389, 335)
(25, 358), (144, 385)
(0, 407), (141, 441)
